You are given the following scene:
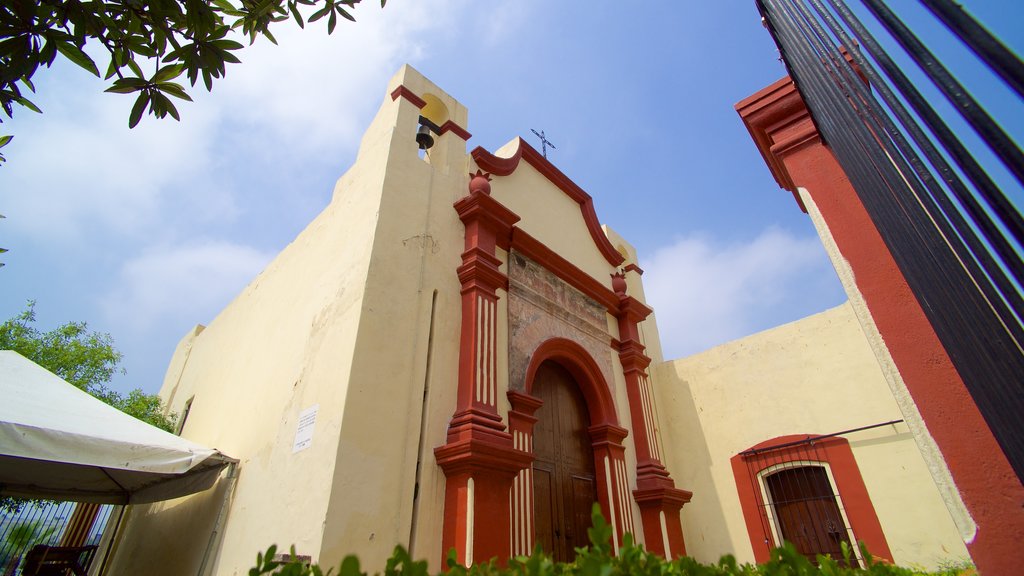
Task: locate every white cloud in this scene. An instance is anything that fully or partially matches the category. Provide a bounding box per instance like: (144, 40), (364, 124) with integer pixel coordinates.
(100, 241), (275, 334)
(213, 0), (465, 155)
(642, 226), (844, 359)
(1, 73), (227, 243)
(1, 0), (470, 247)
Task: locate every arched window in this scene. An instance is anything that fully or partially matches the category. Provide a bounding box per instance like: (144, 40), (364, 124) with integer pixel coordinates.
(759, 462), (856, 565)
(730, 435), (892, 565)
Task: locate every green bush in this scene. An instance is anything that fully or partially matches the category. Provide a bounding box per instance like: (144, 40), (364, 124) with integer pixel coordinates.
(249, 506), (972, 576)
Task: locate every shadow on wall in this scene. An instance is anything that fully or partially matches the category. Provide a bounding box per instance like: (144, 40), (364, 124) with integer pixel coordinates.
(107, 471), (235, 576)
(650, 361), (738, 563)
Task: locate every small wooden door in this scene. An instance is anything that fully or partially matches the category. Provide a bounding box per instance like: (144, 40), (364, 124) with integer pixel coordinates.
(766, 466), (854, 565)
(532, 361), (597, 562)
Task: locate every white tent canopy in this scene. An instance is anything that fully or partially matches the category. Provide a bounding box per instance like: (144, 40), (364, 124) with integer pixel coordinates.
(0, 350), (234, 504)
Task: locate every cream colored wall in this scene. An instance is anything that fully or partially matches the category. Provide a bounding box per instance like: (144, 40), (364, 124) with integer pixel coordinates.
(111, 66), (465, 576)
(652, 302), (968, 570)
(318, 66), (470, 570)
(112, 63), (673, 574)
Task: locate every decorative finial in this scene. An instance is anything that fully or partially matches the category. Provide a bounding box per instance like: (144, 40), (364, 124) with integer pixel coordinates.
(469, 169), (492, 195)
(611, 271), (627, 296)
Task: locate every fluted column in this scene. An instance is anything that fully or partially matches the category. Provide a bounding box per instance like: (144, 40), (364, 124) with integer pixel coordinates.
(435, 172), (531, 566)
(612, 272), (692, 558)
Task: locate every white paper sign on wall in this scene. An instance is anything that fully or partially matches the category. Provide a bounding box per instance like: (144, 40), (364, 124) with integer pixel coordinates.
(293, 404), (319, 453)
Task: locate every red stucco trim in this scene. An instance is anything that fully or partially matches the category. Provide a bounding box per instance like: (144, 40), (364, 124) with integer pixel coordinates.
(737, 77), (1024, 575)
(511, 229), (621, 315)
(389, 85), (426, 109)
(524, 338), (619, 428)
(471, 139), (626, 267)
(731, 435), (892, 564)
(624, 263), (644, 276)
(440, 120), (472, 141)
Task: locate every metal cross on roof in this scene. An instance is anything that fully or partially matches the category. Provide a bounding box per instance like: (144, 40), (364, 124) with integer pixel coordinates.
(531, 129), (556, 159)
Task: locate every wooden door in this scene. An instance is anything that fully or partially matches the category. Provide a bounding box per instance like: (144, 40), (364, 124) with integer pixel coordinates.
(532, 361), (597, 562)
(766, 466), (854, 565)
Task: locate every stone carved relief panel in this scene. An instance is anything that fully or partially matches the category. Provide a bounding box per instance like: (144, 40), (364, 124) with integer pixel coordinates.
(507, 251), (616, 393)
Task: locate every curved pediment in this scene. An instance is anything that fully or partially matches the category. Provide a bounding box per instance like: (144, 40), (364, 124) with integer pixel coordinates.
(471, 138), (625, 269)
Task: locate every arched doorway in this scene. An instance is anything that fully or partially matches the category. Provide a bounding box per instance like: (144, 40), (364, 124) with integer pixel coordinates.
(531, 360), (597, 562)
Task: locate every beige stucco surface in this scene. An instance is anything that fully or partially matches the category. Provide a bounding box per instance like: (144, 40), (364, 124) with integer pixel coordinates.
(106, 65), (966, 576)
(652, 302), (969, 569)
(110, 65), (656, 574)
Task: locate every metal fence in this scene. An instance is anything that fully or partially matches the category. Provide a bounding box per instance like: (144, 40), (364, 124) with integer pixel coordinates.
(756, 0), (1024, 482)
(0, 499), (112, 575)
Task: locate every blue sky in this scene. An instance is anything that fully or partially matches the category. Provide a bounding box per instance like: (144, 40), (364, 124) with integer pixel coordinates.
(1, 1), (1020, 396)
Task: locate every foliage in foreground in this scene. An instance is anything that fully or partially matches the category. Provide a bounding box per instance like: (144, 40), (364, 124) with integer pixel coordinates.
(250, 506), (973, 576)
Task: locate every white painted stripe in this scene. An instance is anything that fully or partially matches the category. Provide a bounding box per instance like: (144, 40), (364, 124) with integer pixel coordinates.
(509, 483), (514, 556)
(483, 297), (491, 405)
(604, 455), (619, 554)
(475, 296), (483, 402)
(616, 461), (627, 536)
(483, 299), (490, 406)
(466, 477), (475, 566)
(526, 467), (533, 553)
(492, 300), (497, 405)
(617, 460), (634, 536)
(517, 472), (523, 555)
(660, 510), (671, 558)
(640, 376), (660, 461)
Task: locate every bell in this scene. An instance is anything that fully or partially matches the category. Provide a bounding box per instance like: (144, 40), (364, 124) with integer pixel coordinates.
(416, 124), (434, 150)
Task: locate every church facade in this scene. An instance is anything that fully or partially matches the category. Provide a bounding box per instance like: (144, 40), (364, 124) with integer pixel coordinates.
(108, 66), (974, 574)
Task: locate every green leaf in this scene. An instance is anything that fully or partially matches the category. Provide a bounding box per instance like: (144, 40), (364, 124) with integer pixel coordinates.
(105, 78), (149, 94)
(309, 5), (331, 22)
(151, 64), (185, 83)
(328, 9), (337, 34)
(336, 6), (356, 22)
(289, 2), (305, 28)
(158, 83), (193, 101)
(211, 39), (245, 50)
(13, 96), (41, 114)
(153, 92), (180, 121)
(339, 556), (360, 576)
(55, 41), (100, 77)
(0, 135), (12, 147)
(129, 92), (150, 128)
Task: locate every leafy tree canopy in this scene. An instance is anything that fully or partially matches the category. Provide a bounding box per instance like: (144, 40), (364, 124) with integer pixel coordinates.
(0, 0), (386, 162)
(0, 301), (176, 431)
(1, 301), (177, 513)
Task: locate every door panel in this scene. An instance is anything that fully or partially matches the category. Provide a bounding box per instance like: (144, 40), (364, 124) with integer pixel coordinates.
(766, 466), (853, 565)
(533, 466), (556, 556)
(532, 361), (596, 562)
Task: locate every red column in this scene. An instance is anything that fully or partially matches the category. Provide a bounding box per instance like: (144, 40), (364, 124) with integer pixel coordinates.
(435, 172), (531, 566)
(736, 76), (1024, 575)
(589, 423), (640, 554)
(613, 273), (692, 558)
(507, 391), (541, 557)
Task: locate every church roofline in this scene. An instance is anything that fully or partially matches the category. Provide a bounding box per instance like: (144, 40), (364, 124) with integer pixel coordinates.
(472, 138), (626, 268)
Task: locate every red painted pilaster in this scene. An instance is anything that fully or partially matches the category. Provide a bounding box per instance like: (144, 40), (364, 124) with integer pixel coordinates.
(507, 391), (541, 557)
(613, 274), (692, 558)
(737, 76), (1024, 575)
(436, 171), (531, 566)
(589, 423), (638, 553)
